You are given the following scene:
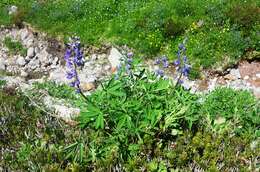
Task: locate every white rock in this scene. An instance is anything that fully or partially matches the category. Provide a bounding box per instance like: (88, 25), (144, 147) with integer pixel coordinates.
(244, 75), (249, 80)
(8, 5), (18, 15)
(27, 47), (35, 58)
(108, 47), (123, 68)
(54, 105), (80, 121)
(230, 69), (241, 79)
(104, 65), (111, 71)
(38, 49), (50, 64)
(256, 73), (260, 78)
(24, 37), (34, 48)
(91, 54), (98, 60)
(34, 47), (40, 54)
(20, 29), (29, 41)
(53, 57), (59, 64)
(43, 96), (80, 121)
(49, 68), (69, 84)
(20, 70), (28, 78)
(0, 58), (6, 70)
(208, 78), (217, 91)
(28, 58), (40, 70)
(16, 56), (26, 66)
(182, 80), (195, 90)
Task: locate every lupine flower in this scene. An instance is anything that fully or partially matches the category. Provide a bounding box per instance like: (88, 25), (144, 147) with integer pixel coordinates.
(64, 37), (84, 93)
(161, 55), (169, 68)
(173, 38), (191, 85)
(155, 69), (164, 77)
(127, 52), (134, 58)
(163, 60), (169, 68)
(154, 58), (161, 65)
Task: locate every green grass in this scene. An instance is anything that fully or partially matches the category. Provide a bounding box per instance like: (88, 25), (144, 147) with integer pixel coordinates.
(3, 37), (27, 56)
(0, 0), (259, 75)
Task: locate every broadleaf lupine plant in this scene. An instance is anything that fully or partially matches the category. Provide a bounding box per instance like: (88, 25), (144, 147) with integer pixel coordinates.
(154, 38), (191, 86)
(64, 37), (88, 100)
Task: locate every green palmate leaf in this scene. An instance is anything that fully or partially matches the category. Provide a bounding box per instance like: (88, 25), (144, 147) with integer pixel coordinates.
(106, 81), (126, 97)
(164, 106), (188, 130)
(150, 110), (162, 127)
(117, 116), (127, 129)
(154, 79), (170, 91)
(79, 103), (103, 127)
(95, 113), (104, 129)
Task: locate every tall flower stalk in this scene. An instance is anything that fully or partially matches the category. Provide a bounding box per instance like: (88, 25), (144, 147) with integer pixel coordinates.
(174, 38), (191, 87)
(64, 37), (88, 100)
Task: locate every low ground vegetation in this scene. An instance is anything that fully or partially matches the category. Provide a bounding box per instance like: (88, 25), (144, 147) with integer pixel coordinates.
(1, 0), (259, 75)
(0, 66), (259, 171)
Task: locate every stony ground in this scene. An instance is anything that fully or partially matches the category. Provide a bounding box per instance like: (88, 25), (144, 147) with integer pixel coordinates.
(0, 25), (259, 123)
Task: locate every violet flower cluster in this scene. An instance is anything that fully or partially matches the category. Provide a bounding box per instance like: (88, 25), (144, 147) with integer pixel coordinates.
(174, 42), (191, 77)
(154, 55), (170, 77)
(64, 37), (84, 93)
(115, 52), (134, 80)
(153, 39), (191, 84)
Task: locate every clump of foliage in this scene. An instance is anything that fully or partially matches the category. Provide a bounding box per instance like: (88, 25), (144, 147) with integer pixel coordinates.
(1, 83), (259, 171)
(201, 87), (260, 135)
(226, 2), (260, 31)
(3, 37), (27, 56)
(1, 56), (260, 171)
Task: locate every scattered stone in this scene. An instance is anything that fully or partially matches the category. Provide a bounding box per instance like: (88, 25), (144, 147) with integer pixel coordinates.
(256, 73), (260, 78)
(216, 77), (227, 85)
(20, 29), (29, 41)
(28, 58), (40, 70)
(230, 69), (241, 79)
(27, 47), (35, 58)
(20, 70), (28, 78)
(53, 104), (80, 121)
(43, 96), (80, 122)
(49, 68), (69, 84)
(24, 37), (34, 48)
(108, 47), (123, 69)
(208, 78), (217, 91)
(81, 82), (95, 91)
(244, 75), (250, 80)
(224, 74), (236, 81)
(16, 56), (26, 66)
(104, 65), (111, 71)
(0, 58), (6, 70)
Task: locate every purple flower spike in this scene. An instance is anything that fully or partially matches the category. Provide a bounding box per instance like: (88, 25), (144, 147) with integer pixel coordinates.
(154, 58), (161, 65)
(182, 65), (190, 76)
(178, 43), (184, 50)
(64, 37), (85, 93)
(155, 69), (164, 77)
(161, 55), (168, 62)
(183, 56), (187, 63)
(127, 52), (134, 58)
(127, 58), (133, 64)
(174, 59), (181, 66)
(178, 80), (184, 84)
(163, 60), (169, 68)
